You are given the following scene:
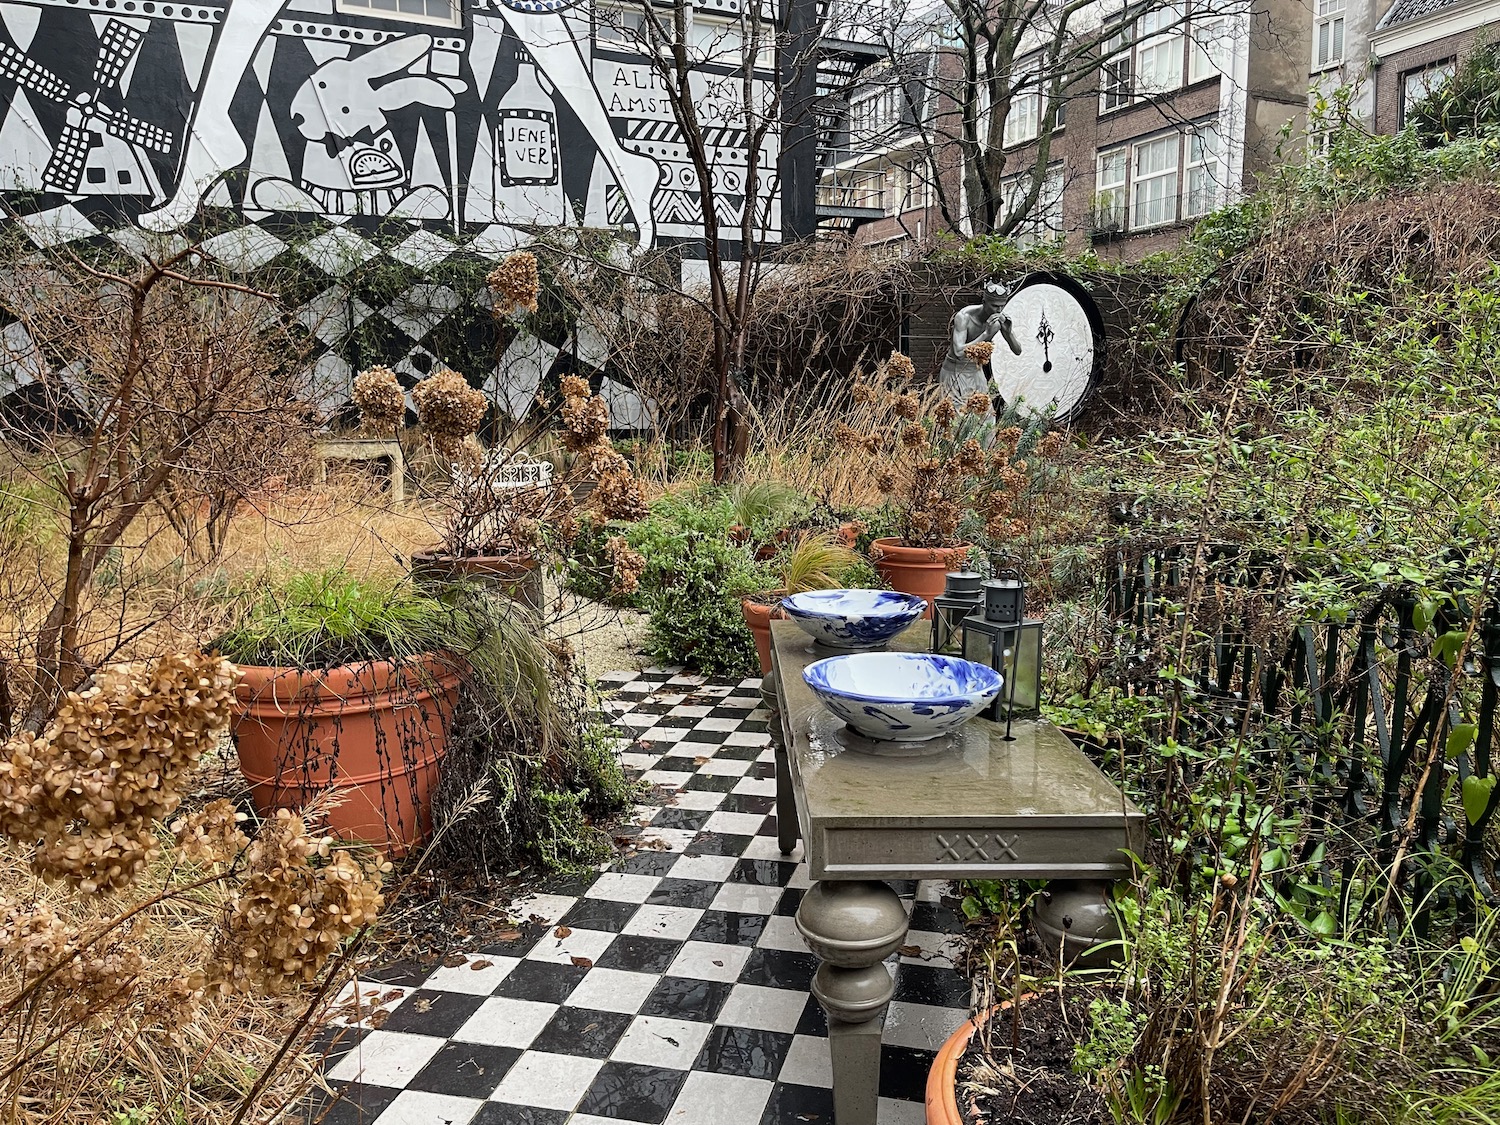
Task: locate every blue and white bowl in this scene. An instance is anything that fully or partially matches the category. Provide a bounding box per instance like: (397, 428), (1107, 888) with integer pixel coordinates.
(803, 652), (1002, 743)
(781, 589), (926, 650)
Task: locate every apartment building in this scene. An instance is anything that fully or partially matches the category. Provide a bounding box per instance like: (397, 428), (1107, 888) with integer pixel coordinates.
(1369, 0), (1500, 132)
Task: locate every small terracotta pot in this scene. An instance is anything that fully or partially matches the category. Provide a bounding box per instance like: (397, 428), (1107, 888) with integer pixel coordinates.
(835, 522), (861, 549)
(232, 656), (461, 856)
(411, 549), (544, 618)
(869, 538), (971, 617)
(926, 998), (1028, 1125)
(741, 597), (788, 676)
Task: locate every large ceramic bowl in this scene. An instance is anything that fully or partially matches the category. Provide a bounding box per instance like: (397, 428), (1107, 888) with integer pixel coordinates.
(781, 589), (926, 650)
(803, 652), (1002, 743)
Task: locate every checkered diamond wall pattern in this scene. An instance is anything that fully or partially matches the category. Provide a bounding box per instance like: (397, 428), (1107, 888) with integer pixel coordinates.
(312, 667), (974, 1125)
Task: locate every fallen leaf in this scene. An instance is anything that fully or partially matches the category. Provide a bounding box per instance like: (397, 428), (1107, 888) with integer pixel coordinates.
(694, 757), (710, 766)
(898, 944), (924, 958)
(555, 925), (573, 939)
(470, 960), (493, 971)
(492, 927), (522, 942)
(571, 956), (594, 969)
(413, 998), (434, 1013)
(712, 960), (724, 967)
(442, 953), (466, 968)
(368, 1010), (390, 1029)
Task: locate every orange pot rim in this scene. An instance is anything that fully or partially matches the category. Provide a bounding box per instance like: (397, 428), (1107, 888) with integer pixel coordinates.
(925, 996), (1031, 1125)
(870, 537), (971, 562)
(234, 653), (462, 709)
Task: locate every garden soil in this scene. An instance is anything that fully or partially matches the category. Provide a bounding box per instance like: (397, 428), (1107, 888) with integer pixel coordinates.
(958, 990), (1108, 1125)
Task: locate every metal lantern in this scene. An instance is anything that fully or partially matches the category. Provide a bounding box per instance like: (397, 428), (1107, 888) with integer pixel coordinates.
(960, 567), (1042, 738)
(983, 569), (1025, 625)
(931, 571), (983, 653)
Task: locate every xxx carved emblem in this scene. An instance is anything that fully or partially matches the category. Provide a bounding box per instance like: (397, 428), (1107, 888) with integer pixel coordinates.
(935, 833), (1019, 863)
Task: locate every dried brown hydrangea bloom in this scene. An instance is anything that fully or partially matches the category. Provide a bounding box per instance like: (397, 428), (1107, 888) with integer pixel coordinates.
(963, 392), (992, 417)
(173, 799), (249, 866)
(900, 423), (928, 450)
(1036, 431), (1065, 458)
(833, 422), (861, 450)
(413, 367), (487, 441)
(851, 382), (875, 404)
(893, 393), (921, 420)
(964, 341), (995, 368)
(488, 250), (540, 315)
(887, 351), (916, 382)
(876, 470), (896, 492)
(933, 399), (958, 428)
(994, 425), (1023, 455)
(352, 365), (406, 433)
(956, 438), (985, 472)
(607, 535), (647, 596)
(561, 385), (610, 452)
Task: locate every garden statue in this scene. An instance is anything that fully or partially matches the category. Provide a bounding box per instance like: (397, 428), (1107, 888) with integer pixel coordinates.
(940, 280), (1024, 404)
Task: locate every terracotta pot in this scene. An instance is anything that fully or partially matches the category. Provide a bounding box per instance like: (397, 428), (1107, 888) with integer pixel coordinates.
(411, 549), (544, 618)
(232, 656), (461, 856)
(835, 522), (861, 549)
(741, 597), (788, 676)
(869, 538), (971, 617)
(926, 998), (1028, 1125)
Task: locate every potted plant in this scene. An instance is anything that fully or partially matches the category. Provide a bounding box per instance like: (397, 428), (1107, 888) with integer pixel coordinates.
(739, 530), (870, 675)
(213, 571), (550, 856)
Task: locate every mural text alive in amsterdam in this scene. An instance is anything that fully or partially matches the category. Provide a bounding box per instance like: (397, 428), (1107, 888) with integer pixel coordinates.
(0, 0), (781, 250)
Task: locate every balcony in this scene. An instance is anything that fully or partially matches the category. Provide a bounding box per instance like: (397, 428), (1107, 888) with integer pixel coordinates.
(815, 169), (888, 224)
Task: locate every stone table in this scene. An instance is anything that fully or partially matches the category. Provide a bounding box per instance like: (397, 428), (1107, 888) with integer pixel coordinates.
(764, 620), (1145, 1124)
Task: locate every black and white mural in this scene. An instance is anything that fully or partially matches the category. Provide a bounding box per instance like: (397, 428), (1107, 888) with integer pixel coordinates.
(0, 0), (779, 250)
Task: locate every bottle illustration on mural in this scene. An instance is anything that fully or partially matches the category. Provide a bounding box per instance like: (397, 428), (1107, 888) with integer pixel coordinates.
(494, 45), (567, 226)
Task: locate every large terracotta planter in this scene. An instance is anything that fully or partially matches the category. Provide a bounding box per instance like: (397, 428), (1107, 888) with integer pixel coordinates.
(232, 656), (461, 856)
(741, 597), (788, 676)
(411, 549), (544, 618)
(926, 999), (1027, 1125)
(869, 538), (970, 617)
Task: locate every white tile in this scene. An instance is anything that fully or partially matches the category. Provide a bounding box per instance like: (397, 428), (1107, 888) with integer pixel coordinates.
(667, 941), (753, 983)
(755, 915), (810, 954)
(421, 955), (519, 995)
(636, 827), (697, 852)
(704, 811), (769, 836)
(623, 904), (704, 941)
(739, 837), (801, 862)
(694, 717), (742, 731)
(326, 1030), (447, 1086)
(375, 1090), (484, 1125)
(589, 872), (662, 903)
(562, 968), (659, 1014)
(670, 788), (730, 810)
(883, 1000), (968, 1052)
(670, 853), (740, 882)
(641, 727), (693, 744)
(778, 1034), (832, 1087)
(620, 712), (658, 729)
(628, 805), (661, 827)
(788, 864), (813, 890)
(620, 752), (660, 771)
(878, 1095), (928, 1124)
(914, 881), (952, 904)
(723, 730), (769, 746)
(509, 893), (578, 925)
(667, 704), (714, 718)
(327, 980), (413, 1027)
(698, 757), (753, 777)
(666, 1071), (774, 1124)
(667, 673), (708, 686)
(452, 997), (557, 1048)
(611, 1014), (712, 1069)
(899, 929), (959, 967)
(732, 777), (778, 798)
(715, 983), (809, 1033)
(525, 926), (617, 966)
(756, 748), (777, 763)
(640, 770), (692, 789)
(710, 882), (783, 915)
(488, 1051), (603, 1111)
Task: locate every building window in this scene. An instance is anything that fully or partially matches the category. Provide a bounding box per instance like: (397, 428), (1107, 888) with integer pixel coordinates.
(1184, 121), (1221, 217)
(1100, 26), (1134, 111)
(1188, 16), (1228, 83)
(1001, 164), (1065, 247)
(849, 85), (901, 139)
(1400, 59), (1455, 125)
(1314, 0), (1344, 68)
(339, 0), (457, 25)
(1004, 72), (1043, 146)
(1096, 147), (1127, 230)
(1131, 134), (1178, 228)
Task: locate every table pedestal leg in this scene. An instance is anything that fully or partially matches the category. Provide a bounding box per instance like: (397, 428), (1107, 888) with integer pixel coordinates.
(762, 669), (799, 856)
(795, 880), (909, 1125)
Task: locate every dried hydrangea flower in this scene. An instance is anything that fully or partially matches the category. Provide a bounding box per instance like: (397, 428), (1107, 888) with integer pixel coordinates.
(887, 351), (916, 382)
(351, 366), (406, 433)
(413, 367), (488, 441)
(963, 393), (992, 417)
(964, 341), (995, 368)
(487, 250), (540, 315)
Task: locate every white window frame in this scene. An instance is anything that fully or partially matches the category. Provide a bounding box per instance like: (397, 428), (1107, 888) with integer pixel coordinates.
(1096, 147), (1127, 230)
(1314, 0), (1345, 69)
(337, 0), (459, 28)
(1400, 59), (1455, 125)
(596, 5), (650, 46)
(1188, 16), (1227, 83)
(1100, 26), (1134, 112)
(1004, 71), (1044, 147)
(1130, 133), (1178, 229)
(1184, 120), (1220, 217)
(1000, 163), (1065, 247)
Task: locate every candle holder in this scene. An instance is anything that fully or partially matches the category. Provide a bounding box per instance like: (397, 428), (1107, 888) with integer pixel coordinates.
(931, 572), (983, 654)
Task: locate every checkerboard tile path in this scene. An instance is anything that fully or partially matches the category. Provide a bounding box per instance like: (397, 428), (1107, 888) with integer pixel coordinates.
(313, 668), (974, 1125)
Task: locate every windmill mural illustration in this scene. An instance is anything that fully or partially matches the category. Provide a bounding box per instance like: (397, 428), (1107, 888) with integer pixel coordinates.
(0, 19), (173, 199)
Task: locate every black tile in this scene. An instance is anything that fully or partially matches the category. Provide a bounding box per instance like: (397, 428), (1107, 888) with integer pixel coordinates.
(683, 773), (739, 793)
(737, 948), (818, 992)
(493, 960), (589, 1004)
(888, 879), (919, 898)
(719, 793), (775, 813)
(655, 755), (702, 773)
(879, 1044), (936, 1103)
(680, 728), (730, 745)
(480, 925), (547, 957)
(759, 1082), (834, 1125)
(576, 1061), (689, 1124)
(377, 989), (487, 1037)
(761, 816), (782, 838)
(408, 1041), (521, 1098)
(614, 851), (681, 877)
(470, 1104), (569, 1125)
(531, 1005), (634, 1058)
(631, 701), (673, 715)
(689, 910), (768, 947)
(730, 860), (799, 887)
(748, 761), (777, 779)
(357, 959), (434, 988)
(693, 1025), (794, 1080)
(686, 832), (754, 857)
(893, 964), (972, 1008)
(646, 878), (721, 909)
(740, 720), (772, 734)
(773, 888), (805, 917)
(793, 995), (827, 1036)
(306, 1024), (368, 1070)
(562, 897), (642, 933)
(710, 743), (763, 760)
(640, 974), (733, 1022)
(909, 899), (967, 935)
(303, 1081), (399, 1125)
(649, 807), (714, 831)
(595, 935), (683, 975)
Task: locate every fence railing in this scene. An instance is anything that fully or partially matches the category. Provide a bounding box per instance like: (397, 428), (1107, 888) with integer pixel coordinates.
(1100, 538), (1500, 936)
